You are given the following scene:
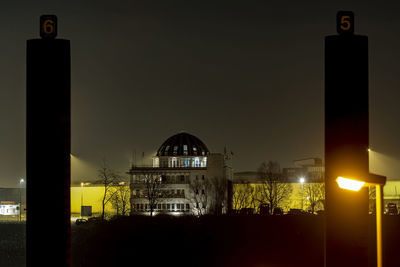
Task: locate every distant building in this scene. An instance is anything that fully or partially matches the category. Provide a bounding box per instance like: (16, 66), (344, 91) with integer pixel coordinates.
(282, 158), (324, 183)
(0, 201), (19, 215)
(0, 188), (25, 219)
(128, 132), (232, 216)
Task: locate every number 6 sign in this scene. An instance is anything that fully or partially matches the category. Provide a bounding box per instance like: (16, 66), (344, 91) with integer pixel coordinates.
(40, 15), (57, 39)
(336, 11), (354, 35)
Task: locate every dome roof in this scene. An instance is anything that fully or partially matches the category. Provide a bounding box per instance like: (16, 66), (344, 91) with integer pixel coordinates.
(157, 132), (210, 157)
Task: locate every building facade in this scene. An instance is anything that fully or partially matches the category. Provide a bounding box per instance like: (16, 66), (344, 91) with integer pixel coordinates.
(128, 132), (232, 216)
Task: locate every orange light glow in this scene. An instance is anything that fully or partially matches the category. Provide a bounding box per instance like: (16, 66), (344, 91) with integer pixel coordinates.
(336, 177), (365, 191)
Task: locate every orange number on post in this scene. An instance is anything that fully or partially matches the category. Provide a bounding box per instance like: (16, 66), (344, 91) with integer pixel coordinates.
(340, 16), (351, 31)
(43, 19), (54, 35)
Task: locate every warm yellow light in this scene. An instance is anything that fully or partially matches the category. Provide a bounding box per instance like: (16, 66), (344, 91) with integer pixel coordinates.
(337, 177), (365, 191)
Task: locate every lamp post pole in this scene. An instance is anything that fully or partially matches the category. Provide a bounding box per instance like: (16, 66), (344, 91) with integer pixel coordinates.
(19, 178), (24, 221)
(376, 184), (383, 267)
(300, 178), (305, 210)
(336, 174), (386, 267)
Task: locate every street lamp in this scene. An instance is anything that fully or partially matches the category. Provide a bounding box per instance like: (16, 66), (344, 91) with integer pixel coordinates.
(299, 177), (305, 210)
(336, 173), (386, 267)
(19, 178), (24, 221)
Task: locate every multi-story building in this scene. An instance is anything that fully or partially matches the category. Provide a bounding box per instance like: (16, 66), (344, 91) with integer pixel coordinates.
(282, 158), (325, 182)
(128, 132), (232, 216)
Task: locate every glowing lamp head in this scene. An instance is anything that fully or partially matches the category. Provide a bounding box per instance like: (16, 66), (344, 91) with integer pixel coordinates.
(337, 177), (365, 191)
(299, 178), (305, 184)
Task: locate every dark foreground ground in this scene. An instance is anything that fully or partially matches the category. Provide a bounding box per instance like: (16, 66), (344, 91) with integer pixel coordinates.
(1, 215), (400, 267)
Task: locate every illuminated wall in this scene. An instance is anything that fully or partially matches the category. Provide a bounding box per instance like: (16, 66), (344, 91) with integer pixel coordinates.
(70, 181), (400, 216)
(232, 183), (324, 212)
(70, 185), (130, 216)
(233, 181), (400, 213)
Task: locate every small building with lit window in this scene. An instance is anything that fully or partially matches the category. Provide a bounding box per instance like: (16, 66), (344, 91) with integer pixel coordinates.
(128, 132), (232, 216)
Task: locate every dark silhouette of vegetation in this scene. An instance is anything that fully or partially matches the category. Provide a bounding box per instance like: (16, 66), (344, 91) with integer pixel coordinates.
(110, 183), (130, 216)
(98, 159), (121, 220)
(256, 161), (292, 214)
(303, 183), (325, 214)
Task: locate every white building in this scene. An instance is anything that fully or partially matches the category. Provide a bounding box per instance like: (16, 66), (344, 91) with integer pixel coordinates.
(0, 201), (19, 216)
(129, 132), (232, 216)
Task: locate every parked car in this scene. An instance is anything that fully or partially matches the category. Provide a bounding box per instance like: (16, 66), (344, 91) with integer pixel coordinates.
(272, 207), (283, 215)
(75, 218), (88, 225)
(239, 208), (254, 215)
(87, 217), (104, 223)
(316, 210), (325, 215)
(287, 209), (308, 215)
(385, 203), (398, 215)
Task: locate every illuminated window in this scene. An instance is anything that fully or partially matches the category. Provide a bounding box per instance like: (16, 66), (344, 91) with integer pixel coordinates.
(153, 157), (159, 167)
(183, 145), (188, 155)
(201, 157), (207, 167)
(193, 147), (197, 155)
(194, 157), (200, 167)
(173, 146), (178, 155)
(171, 158), (177, 167)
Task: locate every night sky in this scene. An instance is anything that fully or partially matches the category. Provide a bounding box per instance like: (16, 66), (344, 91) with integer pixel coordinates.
(1, 0), (400, 187)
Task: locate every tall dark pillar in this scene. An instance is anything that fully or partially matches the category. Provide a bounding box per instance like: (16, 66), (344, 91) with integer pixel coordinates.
(325, 12), (369, 267)
(26, 15), (71, 266)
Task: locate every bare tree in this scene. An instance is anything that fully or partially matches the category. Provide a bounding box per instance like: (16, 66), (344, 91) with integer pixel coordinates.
(303, 183), (325, 213)
(232, 181), (256, 212)
(210, 176), (227, 215)
(110, 183), (131, 216)
(98, 160), (121, 220)
(189, 177), (211, 216)
(255, 161), (292, 214)
(143, 173), (163, 217)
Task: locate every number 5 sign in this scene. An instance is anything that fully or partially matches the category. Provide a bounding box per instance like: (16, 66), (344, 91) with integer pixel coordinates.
(336, 11), (354, 35)
(40, 15), (57, 39)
